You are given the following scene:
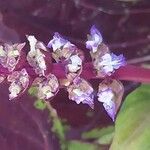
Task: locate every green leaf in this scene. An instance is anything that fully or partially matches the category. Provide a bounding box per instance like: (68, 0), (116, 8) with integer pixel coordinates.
(96, 131), (114, 145)
(82, 126), (114, 140)
(67, 141), (98, 150)
(110, 84), (150, 150)
(52, 118), (65, 140)
(45, 102), (67, 150)
(34, 99), (46, 110)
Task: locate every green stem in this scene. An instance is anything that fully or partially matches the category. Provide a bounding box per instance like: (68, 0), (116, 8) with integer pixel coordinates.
(45, 101), (68, 150)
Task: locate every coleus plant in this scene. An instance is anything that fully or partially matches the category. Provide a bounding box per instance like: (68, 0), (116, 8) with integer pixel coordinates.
(0, 26), (150, 121)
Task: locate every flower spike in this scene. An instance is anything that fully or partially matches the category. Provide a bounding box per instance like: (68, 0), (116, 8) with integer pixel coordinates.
(0, 27), (143, 124)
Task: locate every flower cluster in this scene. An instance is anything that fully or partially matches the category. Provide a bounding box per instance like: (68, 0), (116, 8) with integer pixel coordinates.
(86, 26), (126, 76)
(0, 26), (126, 121)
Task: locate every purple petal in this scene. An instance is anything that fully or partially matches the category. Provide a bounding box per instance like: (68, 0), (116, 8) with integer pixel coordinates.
(27, 35), (48, 76)
(33, 74), (59, 100)
(98, 53), (126, 76)
(98, 88), (116, 121)
(90, 25), (102, 39)
(98, 89), (114, 103)
(47, 32), (68, 51)
(0, 43), (25, 72)
(67, 77), (94, 108)
(103, 101), (116, 121)
(97, 79), (124, 121)
(7, 69), (30, 100)
(111, 53), (126, 69)
(86, 25), (103, 52)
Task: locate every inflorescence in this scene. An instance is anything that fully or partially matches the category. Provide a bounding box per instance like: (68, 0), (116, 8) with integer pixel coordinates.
(0, 26), (127, 121)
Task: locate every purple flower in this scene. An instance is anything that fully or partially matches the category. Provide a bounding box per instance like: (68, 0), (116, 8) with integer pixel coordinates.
(67, 77), (94, 108)
(99, 53), (126, 75)
(0, 43), (25, 72)
(103, 101), (116, 122)
(48, 32), (73, 51)
(98, 89), (114, 103)
(7, 69), (30, 100)
(67, 54), (82, 73)
(86, 25), (103, 53)
(33, 74), (59, 100)
(27, 35), (48, 76)
(97, 89), (116, 121)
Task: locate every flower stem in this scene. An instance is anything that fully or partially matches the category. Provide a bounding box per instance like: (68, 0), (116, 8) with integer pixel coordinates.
(1, 63), (150, 83)
(45, 101), (67, 150)
(52, 63), (150, 83)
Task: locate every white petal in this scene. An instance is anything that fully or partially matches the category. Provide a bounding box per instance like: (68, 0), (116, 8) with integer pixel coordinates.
(70, 55), (82, 65)
(27, 35), (37, 51)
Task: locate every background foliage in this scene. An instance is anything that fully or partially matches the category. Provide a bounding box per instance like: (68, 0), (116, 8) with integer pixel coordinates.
(0, 0), (149, 149)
